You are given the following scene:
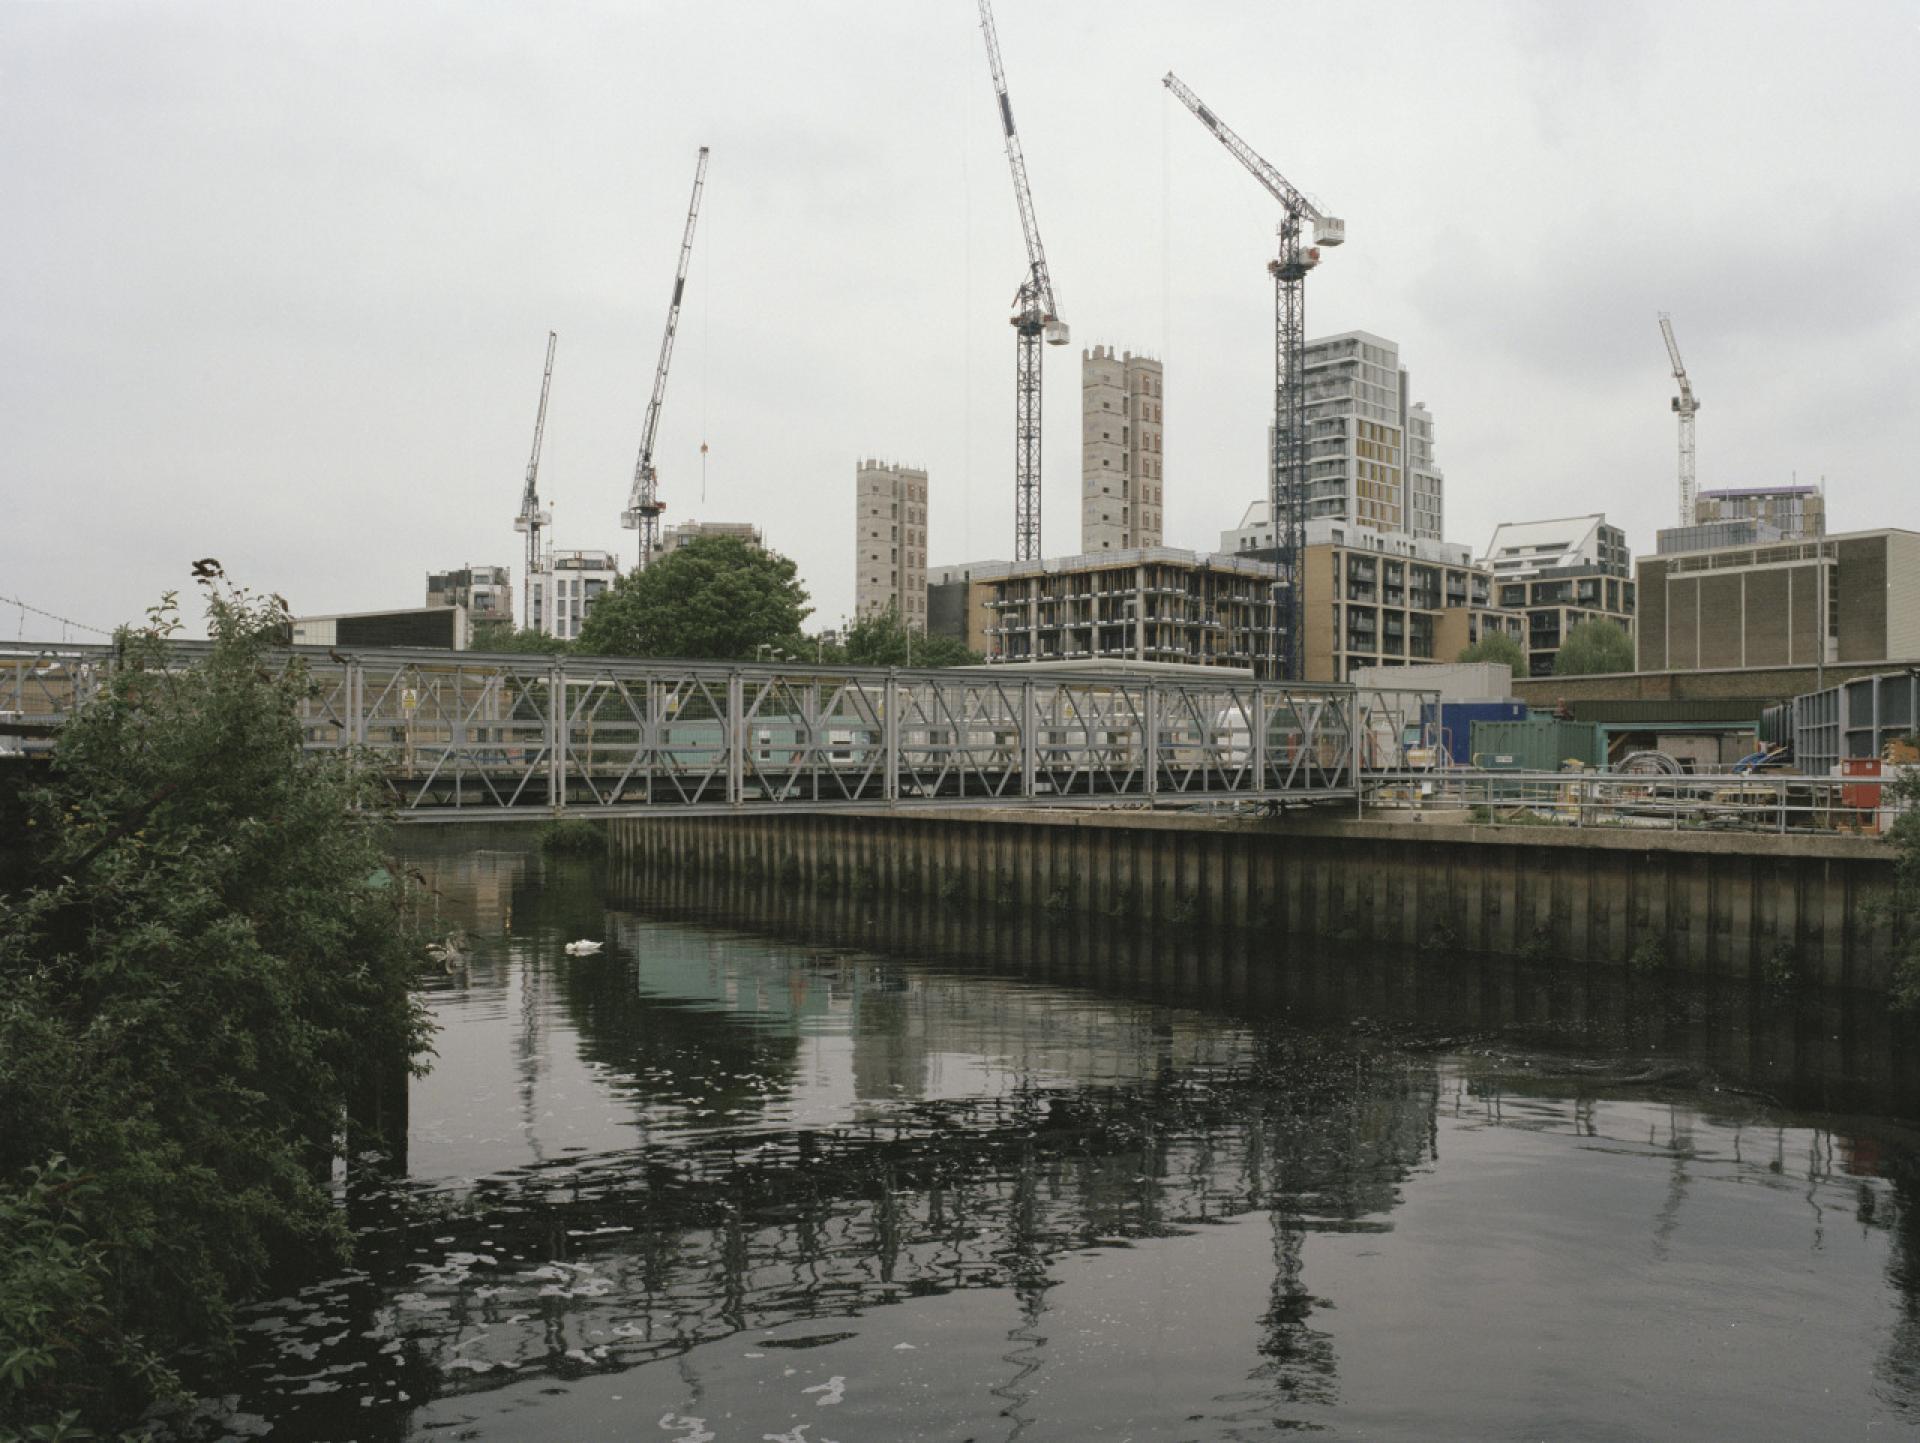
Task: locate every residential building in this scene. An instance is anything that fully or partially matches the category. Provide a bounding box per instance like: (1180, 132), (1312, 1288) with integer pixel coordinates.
(1299, 520), (1512, 683)
(1638, 528), (1920, 673)
(972, 547), (1279, 673)
(1296, 331), (1445, 541)
(1694, 484), (1824, 541)
(1479, 516), (1635, 676)
(660, 519), (763, 553)
(530, 549), (620, 643)
(854, 460), (929, 625)
(426, 565), (512, 626)
(1480, 515), (1629, 581)
(1081, 346), (1164, 552)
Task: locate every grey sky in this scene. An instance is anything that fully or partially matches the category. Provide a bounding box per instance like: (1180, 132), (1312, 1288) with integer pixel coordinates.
(4, 1), (1916, 641)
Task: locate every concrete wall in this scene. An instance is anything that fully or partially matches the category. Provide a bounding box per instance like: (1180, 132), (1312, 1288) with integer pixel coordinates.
(612, 808), (1897, 994)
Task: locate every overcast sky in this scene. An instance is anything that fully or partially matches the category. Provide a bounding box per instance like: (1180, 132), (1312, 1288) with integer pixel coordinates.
(4, 0), (1916, 642)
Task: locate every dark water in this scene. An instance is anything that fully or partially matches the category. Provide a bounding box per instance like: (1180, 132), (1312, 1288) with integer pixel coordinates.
(201, 833), (1920, 1441)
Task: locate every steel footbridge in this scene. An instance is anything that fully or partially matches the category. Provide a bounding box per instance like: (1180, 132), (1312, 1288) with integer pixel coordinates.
(2, 644), (1434, 822)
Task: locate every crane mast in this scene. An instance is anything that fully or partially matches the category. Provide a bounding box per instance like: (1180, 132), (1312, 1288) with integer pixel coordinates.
(1658, 313), (1699, 527)
(512, 330), (557, 633)
(976, 0), (1068, 564)
(1164, 72), (1343, 682)
(622, 145), (710, 569)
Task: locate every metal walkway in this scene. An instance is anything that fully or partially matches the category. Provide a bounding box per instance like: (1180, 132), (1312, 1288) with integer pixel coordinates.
(2, 644), (1434, 822)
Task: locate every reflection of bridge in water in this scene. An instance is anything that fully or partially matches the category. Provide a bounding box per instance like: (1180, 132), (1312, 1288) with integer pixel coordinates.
(2, 643), (1435, 820)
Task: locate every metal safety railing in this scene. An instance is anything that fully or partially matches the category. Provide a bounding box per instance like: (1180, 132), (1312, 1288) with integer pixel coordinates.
(1360, 768), (1910, 837)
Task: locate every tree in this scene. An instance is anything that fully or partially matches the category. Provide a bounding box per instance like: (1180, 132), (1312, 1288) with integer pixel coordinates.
(1553, 619), (1635, 676)
(841, 604), (982, 668)
(574, 536), (811, 660)
(1457, 629), (1526, 677)
(471, 619), (570, 654)
(0, 570), (432, 1434)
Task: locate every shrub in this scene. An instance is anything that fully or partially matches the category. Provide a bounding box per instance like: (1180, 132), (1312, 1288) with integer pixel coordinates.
(0, 571), (432, 1435)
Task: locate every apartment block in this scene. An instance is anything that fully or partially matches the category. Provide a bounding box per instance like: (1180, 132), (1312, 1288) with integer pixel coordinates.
(530, 549), (619, 642)
(854, 460), (929, 625)
(1298, 331), (1445, 542)
(1638, 528), (1920, 672)
(1301, 520), (1510, 683)
(1081, 347), (1165, 552)
(426, 565), (512, 626)
(1695, 484), (1824, 541)
(1480, 515), (1635, 676)
(974, 548), (1278, 672)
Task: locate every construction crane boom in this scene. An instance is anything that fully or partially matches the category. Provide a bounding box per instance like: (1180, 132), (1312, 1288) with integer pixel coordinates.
(622, 145), (710, 568)
(512, 330), (558, 633)
(976, 0), (1068, 564)
(1658, 312), (1700, 527)
(1165, 72), (1342, 681)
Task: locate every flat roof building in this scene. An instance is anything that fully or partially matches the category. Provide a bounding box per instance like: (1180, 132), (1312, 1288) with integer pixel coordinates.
(426, 566), (512, 626)
(854, 460), (929, 627)
(1637, 527), (1920, 673)
(966, 547), (1279, 674)
(1081, 346), (1164, 553)
(531, 549), (619, 643)
(1695, 484), (1824, 541)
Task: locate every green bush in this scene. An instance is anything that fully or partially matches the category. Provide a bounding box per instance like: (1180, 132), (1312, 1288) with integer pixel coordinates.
(0, 572), (433, 1436)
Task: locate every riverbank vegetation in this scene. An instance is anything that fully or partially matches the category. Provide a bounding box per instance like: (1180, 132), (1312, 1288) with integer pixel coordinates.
(0, 572), (433, 1439)
(1886, 767), (1920, 1010)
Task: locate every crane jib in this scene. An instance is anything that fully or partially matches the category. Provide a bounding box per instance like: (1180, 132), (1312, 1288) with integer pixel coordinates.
(673, 277), (684, 306)
(1000, 94), (1015, 137)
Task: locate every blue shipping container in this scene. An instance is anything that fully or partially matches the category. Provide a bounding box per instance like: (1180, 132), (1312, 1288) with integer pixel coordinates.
(1418, 701), (1528, 765)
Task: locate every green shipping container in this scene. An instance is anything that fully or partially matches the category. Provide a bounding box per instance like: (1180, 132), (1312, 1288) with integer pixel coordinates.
(1468, 717), (1605, 772)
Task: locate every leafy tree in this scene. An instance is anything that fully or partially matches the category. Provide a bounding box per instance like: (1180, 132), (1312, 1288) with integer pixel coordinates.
(1457, 629), (1526, 677)
(1552, 619), (1635, 676)
(0, 570), (432, 1434)
(1882, 768), (1920, 1011)
(574, 536), (811, 660)
(472, 620), (570, 654)
(841, 604), (981, 668)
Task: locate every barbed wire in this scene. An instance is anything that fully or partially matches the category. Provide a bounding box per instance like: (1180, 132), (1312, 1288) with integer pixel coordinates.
(0, 593), (114, 640)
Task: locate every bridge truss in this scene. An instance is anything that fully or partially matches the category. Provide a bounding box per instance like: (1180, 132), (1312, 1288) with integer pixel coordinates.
(1, 645), (1434, 822)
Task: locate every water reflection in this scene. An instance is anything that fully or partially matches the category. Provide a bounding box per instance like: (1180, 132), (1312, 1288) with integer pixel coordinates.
(198, 833), (1920, 1442)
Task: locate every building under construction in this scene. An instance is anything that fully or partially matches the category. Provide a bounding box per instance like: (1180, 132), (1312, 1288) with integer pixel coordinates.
(958, 548), (1280, 672)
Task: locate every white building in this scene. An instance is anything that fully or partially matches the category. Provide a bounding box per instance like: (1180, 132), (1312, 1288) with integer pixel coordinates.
(530, 548), (620, 642)
(1479, 515), (1631, 580)
(854, 460), (929, 624)
(1081, 346), (1164, 553)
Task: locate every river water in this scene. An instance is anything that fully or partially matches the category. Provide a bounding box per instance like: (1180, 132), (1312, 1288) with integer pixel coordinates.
(199, 833), (1920, 1441)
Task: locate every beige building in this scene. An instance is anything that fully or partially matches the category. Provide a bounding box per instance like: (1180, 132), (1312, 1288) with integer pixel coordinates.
(1081, 347), (1164, 553)
(1300, 521), (1512, 683)
(661, 519), (762, 552)
(972, 548), (1278, 672)
(854, 460), (929, 625)
(1479, 515), (1635, 676)
(1637, 528), (1920, 672)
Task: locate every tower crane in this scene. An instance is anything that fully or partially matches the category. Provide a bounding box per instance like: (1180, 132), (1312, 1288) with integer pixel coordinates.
(975, 0), (1069, 564)
(512, 331), (557, 632)
(621, 145), (710, 569)
(1658, 313), (1700, 527)
(1163, 73), (1343, 681)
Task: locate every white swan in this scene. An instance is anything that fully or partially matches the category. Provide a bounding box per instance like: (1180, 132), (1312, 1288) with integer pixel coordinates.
(564, 939), (604, 956)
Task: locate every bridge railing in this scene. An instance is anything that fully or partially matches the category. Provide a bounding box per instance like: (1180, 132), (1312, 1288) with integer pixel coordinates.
(2, 643), (1438, 819)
